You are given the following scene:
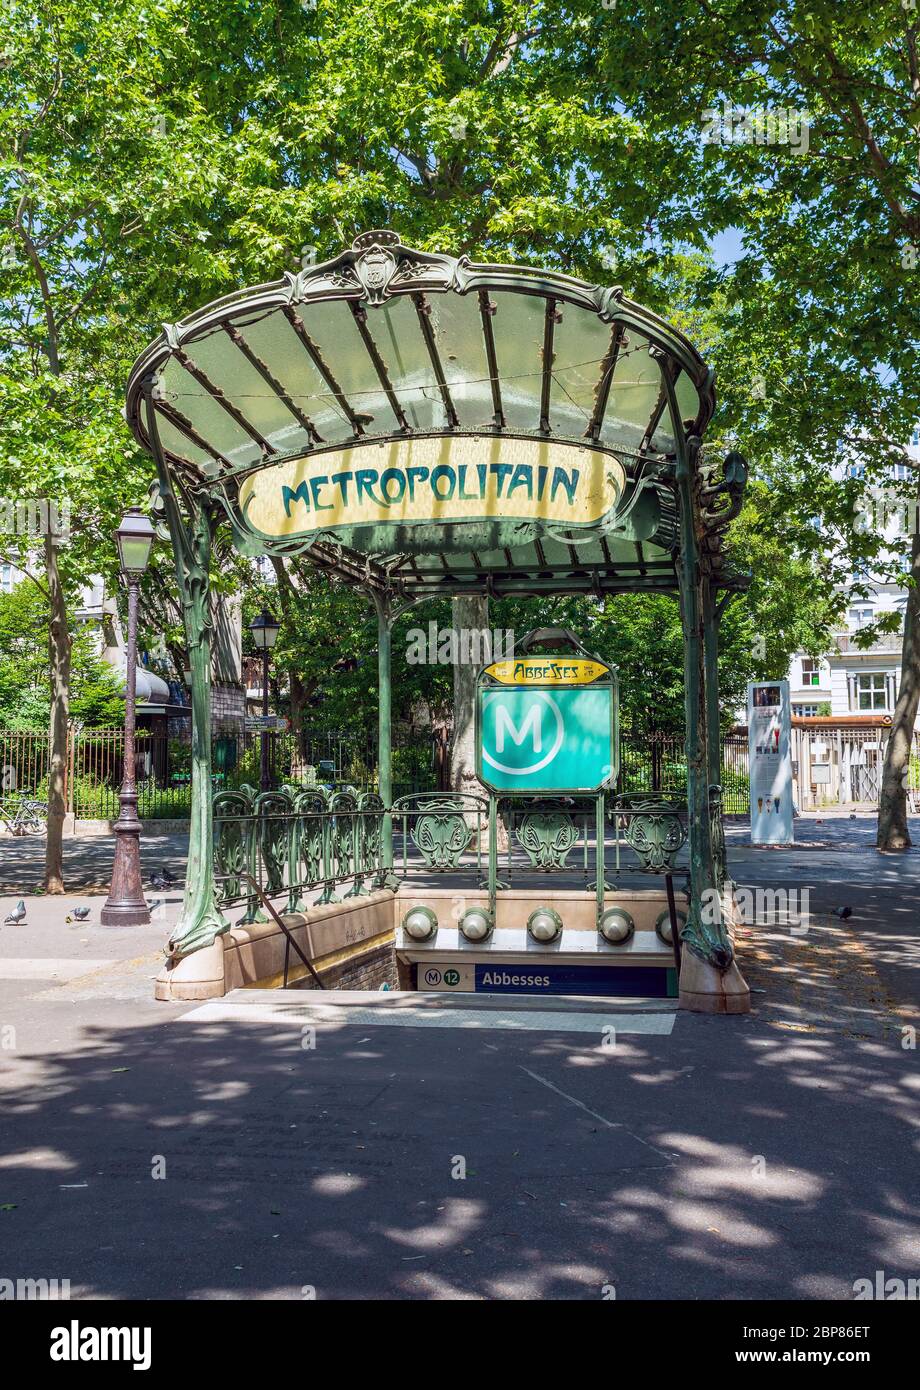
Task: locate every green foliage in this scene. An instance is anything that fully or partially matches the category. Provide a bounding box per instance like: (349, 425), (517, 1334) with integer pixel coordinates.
(3, 0), (907, 754)
(0, 580), (50, 728)
(70, 640), (126, 727)
(0, 579), (126, 728)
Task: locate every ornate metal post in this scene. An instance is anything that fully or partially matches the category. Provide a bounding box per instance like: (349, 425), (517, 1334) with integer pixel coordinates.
(673, 431), (733, 970)
(372, 591), (394, 876)
(101, 565), (150, 926)
(702, 577), (721, 789)
(145, 383), (227, 956)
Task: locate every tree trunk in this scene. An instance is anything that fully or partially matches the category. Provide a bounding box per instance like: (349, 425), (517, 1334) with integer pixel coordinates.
(877, 524), (920, 850)
(288, 670), (310, 778)
(449, 594), (489, 796)
(44, 534), (72, 893)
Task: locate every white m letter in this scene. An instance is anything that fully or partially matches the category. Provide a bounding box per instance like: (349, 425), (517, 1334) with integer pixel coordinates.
(496, 704), (542, 753)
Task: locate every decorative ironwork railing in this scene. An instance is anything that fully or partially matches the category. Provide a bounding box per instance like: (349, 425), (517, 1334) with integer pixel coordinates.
(208, 785), (722, 931)
(391, 793), (490, 877)
(212, 783), (386, 923)
(389, 790), (690, 886)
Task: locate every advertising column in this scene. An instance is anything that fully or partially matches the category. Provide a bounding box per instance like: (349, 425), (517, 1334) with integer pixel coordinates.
(747, 680), (793, 847)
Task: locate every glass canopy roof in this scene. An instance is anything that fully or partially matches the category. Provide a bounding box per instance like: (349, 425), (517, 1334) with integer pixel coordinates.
(126, 231), (717, 598)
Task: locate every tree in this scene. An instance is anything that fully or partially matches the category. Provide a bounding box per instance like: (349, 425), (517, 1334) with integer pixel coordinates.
(0, 576), (51, 731)
(3, 0), (905, 857)
(583, 4), (920, 843)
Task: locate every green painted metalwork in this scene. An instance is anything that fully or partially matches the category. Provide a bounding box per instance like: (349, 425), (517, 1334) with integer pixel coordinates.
(410, 800), (473, 870)
(589, 793), (611, 917)
(147, 387), (228, 958)
(670, 413), (733, 969)
(212, 788), (255, 915)
(315, 789), (355, 904)
(703, 578), (722, 789)
(256, 790), (293, 897)
(123, 234), (751, 971)
(621, 798), (686, 872)
(516, 806), (579, 870)
(709, 783), (729, 891)
(287, 788), (328, 911)
(391, 793), (485, 875)
(373, 593), (395, 880)
(211, 785), (386, 918)
(356, 791), (384, 894)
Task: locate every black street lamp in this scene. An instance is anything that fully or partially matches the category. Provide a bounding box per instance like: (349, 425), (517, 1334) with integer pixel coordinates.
(101, 507), (156, 926)
(248, 608), (281, 791)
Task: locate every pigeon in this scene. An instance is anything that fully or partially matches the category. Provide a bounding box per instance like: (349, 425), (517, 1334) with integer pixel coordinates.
(69, 907), (90, 921)
(4, 899), (26, 924)
(150, 869), (175, 890)
(834, 906), (852, 920)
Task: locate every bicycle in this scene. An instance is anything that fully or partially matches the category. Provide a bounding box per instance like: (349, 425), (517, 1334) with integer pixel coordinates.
(0, 793), (48, 836)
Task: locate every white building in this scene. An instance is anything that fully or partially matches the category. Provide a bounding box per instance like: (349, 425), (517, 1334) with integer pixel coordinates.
(785, 430), (918, 725)
(788, 584), (906, 721)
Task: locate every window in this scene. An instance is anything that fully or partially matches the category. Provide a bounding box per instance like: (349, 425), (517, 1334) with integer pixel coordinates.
(794, 703), (821, 717)
(892, 462), (912, 480)
(800, 658), (822, 687)
(848, 606), (873, 628)
(911, 428), (920, 449)
(0, 564), (11, 594)
(847, 462), (866, 479)
(856, 672), (888, 711)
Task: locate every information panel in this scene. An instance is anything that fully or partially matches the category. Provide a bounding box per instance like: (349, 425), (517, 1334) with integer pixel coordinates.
(747, 679), (794, 846)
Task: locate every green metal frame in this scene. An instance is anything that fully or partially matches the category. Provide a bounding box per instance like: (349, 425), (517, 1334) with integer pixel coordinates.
(146, 386), (228, 958)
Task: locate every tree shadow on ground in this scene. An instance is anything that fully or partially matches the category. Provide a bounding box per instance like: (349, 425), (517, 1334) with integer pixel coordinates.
(1, 985), (917, 1300)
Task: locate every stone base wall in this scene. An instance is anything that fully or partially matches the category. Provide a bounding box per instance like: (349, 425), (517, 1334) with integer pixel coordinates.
(155, 885), (749, 1014)
(155, 890), (395, 1001)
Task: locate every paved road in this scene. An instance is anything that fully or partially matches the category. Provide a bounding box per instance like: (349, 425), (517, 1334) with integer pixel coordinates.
(0, 814), (917, 1300)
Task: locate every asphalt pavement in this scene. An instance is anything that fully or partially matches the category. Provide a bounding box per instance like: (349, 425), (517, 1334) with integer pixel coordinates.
(0, 813), (916, 1300)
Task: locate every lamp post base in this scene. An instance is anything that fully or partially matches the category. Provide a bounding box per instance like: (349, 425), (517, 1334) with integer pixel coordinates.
(101, 806), (151, 927)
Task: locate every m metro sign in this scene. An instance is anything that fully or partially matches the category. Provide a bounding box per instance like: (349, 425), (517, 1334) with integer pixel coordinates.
(476, 651), (618, 794)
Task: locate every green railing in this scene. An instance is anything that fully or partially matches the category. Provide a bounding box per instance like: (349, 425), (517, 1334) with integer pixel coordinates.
(212, 783), (387, 924)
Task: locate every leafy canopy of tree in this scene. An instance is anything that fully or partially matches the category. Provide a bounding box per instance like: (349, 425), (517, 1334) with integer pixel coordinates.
(0, 580), (124, 729)
(4, 1), (907, 840)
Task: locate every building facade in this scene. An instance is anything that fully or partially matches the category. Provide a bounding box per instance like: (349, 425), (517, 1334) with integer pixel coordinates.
(787, 583), (907, 722)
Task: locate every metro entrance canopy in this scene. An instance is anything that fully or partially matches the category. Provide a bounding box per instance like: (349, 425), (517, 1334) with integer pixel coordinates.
(127, 229), (750, 1007)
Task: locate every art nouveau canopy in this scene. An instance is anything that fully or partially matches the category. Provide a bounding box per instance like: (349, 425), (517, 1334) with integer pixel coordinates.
(125, 230), (743, 601)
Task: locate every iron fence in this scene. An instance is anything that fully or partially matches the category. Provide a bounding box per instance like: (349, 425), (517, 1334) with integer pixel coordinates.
(617, 733), (749, 815)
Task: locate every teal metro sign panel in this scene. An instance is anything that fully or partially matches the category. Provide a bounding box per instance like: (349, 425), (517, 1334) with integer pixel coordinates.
(476, 658), (618, 793)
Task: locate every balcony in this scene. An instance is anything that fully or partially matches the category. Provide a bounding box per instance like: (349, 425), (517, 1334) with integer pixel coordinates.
(833, 630), (903, 656)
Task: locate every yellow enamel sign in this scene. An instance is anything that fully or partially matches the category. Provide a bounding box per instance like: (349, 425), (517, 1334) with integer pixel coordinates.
(485, 658), (609, 686)
(239, 436), (626, 540)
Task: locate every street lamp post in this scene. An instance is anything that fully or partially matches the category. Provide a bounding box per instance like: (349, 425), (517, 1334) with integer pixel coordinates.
(248, 609), (281, 792)
(101, 508), (156, 926)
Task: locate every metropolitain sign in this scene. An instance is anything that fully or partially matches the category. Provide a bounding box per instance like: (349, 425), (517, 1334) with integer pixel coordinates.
(237, 436), (627, 554)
